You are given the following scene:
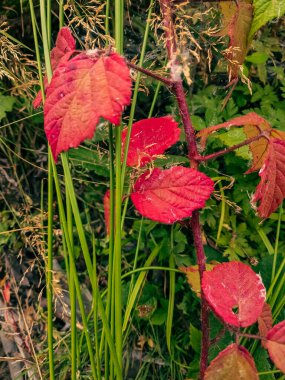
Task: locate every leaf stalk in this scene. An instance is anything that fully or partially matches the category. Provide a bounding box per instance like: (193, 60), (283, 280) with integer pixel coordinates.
(195, 133), (267, 162)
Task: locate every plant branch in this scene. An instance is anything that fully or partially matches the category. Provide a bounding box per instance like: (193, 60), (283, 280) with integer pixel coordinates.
(159, 0), (199, 166)
(159, 0), (209, 377)
(190, 212), (210, 377)
(127, 61), (174, 87)
(196, 133), (266, 162)
(237, 332), (266, 341)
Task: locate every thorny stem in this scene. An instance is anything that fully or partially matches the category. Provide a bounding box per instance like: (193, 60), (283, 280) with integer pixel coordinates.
(196, 133), (267, 162)
(127, 61), (174, 87)
(159, 0), (209, 377)
(190, 213), (209, 378)
(214, 321), (267, 344)
(237, 332), (267, 342)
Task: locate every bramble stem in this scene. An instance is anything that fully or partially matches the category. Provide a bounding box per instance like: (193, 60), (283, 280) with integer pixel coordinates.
(127, 61), (174, 87)
(196, 133), (266, 162)
(190, 213), (209, 377)
(237, 332), (266, 341)
(158, 0), (209, 377)
(172, 82), (199, 166)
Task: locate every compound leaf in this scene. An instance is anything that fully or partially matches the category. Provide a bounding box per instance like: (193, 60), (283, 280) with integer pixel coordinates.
(202, 261), (266, 327)
(131, 167), (214, 224)
(44, 51), (131, 160)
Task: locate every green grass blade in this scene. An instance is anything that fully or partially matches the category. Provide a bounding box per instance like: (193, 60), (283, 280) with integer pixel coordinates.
(47, 148), (55, 379)
(123, 243), (162, 332)
(257, 227), (274, 255)
(38, 0), (55, 376)
(166, 227), (175, 354)
(216, 182), (226, 245)
(271, 204), (283, 282)
(121, 0), (154, 190)
(61, 154), (122, 379)
(66, 185), (77, 380)
(114, 0), (124, 372)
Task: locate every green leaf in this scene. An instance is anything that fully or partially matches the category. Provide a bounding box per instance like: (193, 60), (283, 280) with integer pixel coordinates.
(189, 324), (202, 354)
(257, 63), (267, 84)
(68, 146), (109, 177)
(254, 346), (275, 380)
(213, 128), (251, 160)
(191, 115), (206, 131)
(154, 155), (189, 169)
(151, 306), (167, 325)
(249, 0), (285, 39)
(245, 52), (269, 64)
(187, 357), (200, 379)
(0, 93), (15, 121)
(208, 314), (234, 362)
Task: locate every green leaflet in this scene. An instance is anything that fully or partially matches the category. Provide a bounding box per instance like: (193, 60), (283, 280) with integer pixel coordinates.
(0, 93), (15, 121)
(249, 0), (285, 40)
(213, 128), (251, 160)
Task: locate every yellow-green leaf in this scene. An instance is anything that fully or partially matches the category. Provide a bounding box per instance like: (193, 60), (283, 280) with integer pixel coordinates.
(249, 0), (285, 40)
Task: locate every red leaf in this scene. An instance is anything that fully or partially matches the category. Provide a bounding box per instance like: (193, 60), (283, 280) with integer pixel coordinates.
(44, 51), (131, 160)
(252, 139), (285, 218)
(2, 282), (10, 304)
(202, 262), (266, 327)
(122, 116), (180, 167)
(104, 190), (110, 235)
(50, 27), (76, 68)
(197, 112), (266, 150)
(266, 320), (285, 373)
(205, 344), (258, 380)
(130, 167), (214, 224)
(33, 27), (76, 109)
(258, 302), (273, 348)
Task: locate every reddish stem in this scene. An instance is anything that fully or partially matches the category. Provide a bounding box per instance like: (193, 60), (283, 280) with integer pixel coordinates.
(159, 0), (209, 377)
(190, 212), (210, 377)
(237, 332), (267, 341)
(173, 82), (199, 166)
(127, 61), (174, 87)
(196, 133), (266, 162)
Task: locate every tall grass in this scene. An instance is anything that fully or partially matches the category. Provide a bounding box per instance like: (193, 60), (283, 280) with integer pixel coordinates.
(28, 1), (162, 378)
